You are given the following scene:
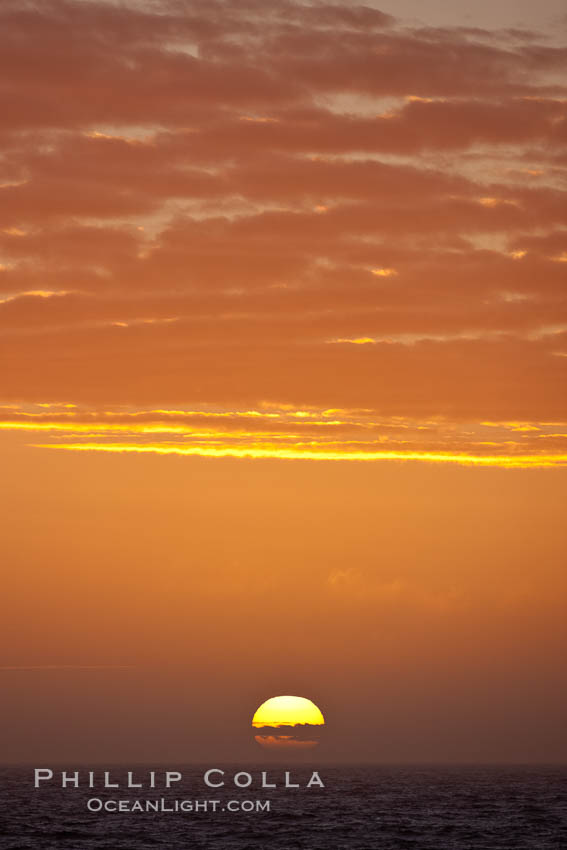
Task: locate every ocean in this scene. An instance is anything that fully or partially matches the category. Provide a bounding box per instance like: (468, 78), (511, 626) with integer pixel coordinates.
(1, 765), (566, 849)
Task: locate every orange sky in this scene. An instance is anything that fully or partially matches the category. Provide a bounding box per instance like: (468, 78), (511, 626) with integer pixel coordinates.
(0, 0), (566, 763)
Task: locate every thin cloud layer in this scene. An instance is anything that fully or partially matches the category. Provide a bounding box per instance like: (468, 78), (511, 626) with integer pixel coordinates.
(0, 403), (565, 467)
(0, 0), (566, 464)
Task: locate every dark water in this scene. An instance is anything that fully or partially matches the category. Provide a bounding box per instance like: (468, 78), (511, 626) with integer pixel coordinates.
(1, 765), (566, 849)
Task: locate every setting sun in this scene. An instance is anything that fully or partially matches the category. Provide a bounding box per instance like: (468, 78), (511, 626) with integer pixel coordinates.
(252, 696), (325, 750)
(252, 696), (325, 727)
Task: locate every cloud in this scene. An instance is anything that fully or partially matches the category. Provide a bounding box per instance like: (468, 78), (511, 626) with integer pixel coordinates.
(0, 401), (564, 466)
(0, 665), (135, 671)
(0, 0), (565, 444)
(326, 569), (465, 610)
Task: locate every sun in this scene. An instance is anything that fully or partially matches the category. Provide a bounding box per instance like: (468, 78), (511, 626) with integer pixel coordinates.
(252, 695), (325, 750)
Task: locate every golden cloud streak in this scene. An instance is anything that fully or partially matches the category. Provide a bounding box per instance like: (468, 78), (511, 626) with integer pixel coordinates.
(0, 420), (343, 440)
(4, 408), (566, 467)
(30, 442), (567, 467)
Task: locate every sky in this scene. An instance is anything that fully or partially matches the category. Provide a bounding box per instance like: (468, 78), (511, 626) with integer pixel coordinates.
(0, 0), (566, 763)
(366, 0), (567, 40)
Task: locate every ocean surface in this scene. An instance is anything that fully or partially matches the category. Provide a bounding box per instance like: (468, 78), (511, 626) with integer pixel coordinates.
(1, 765), (566, 849)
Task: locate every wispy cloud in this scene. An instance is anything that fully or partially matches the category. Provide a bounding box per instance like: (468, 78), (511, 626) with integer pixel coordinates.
(0, 403), (565, 466)
(0, 665), (136, 671)
(30, 441), (567, 468)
